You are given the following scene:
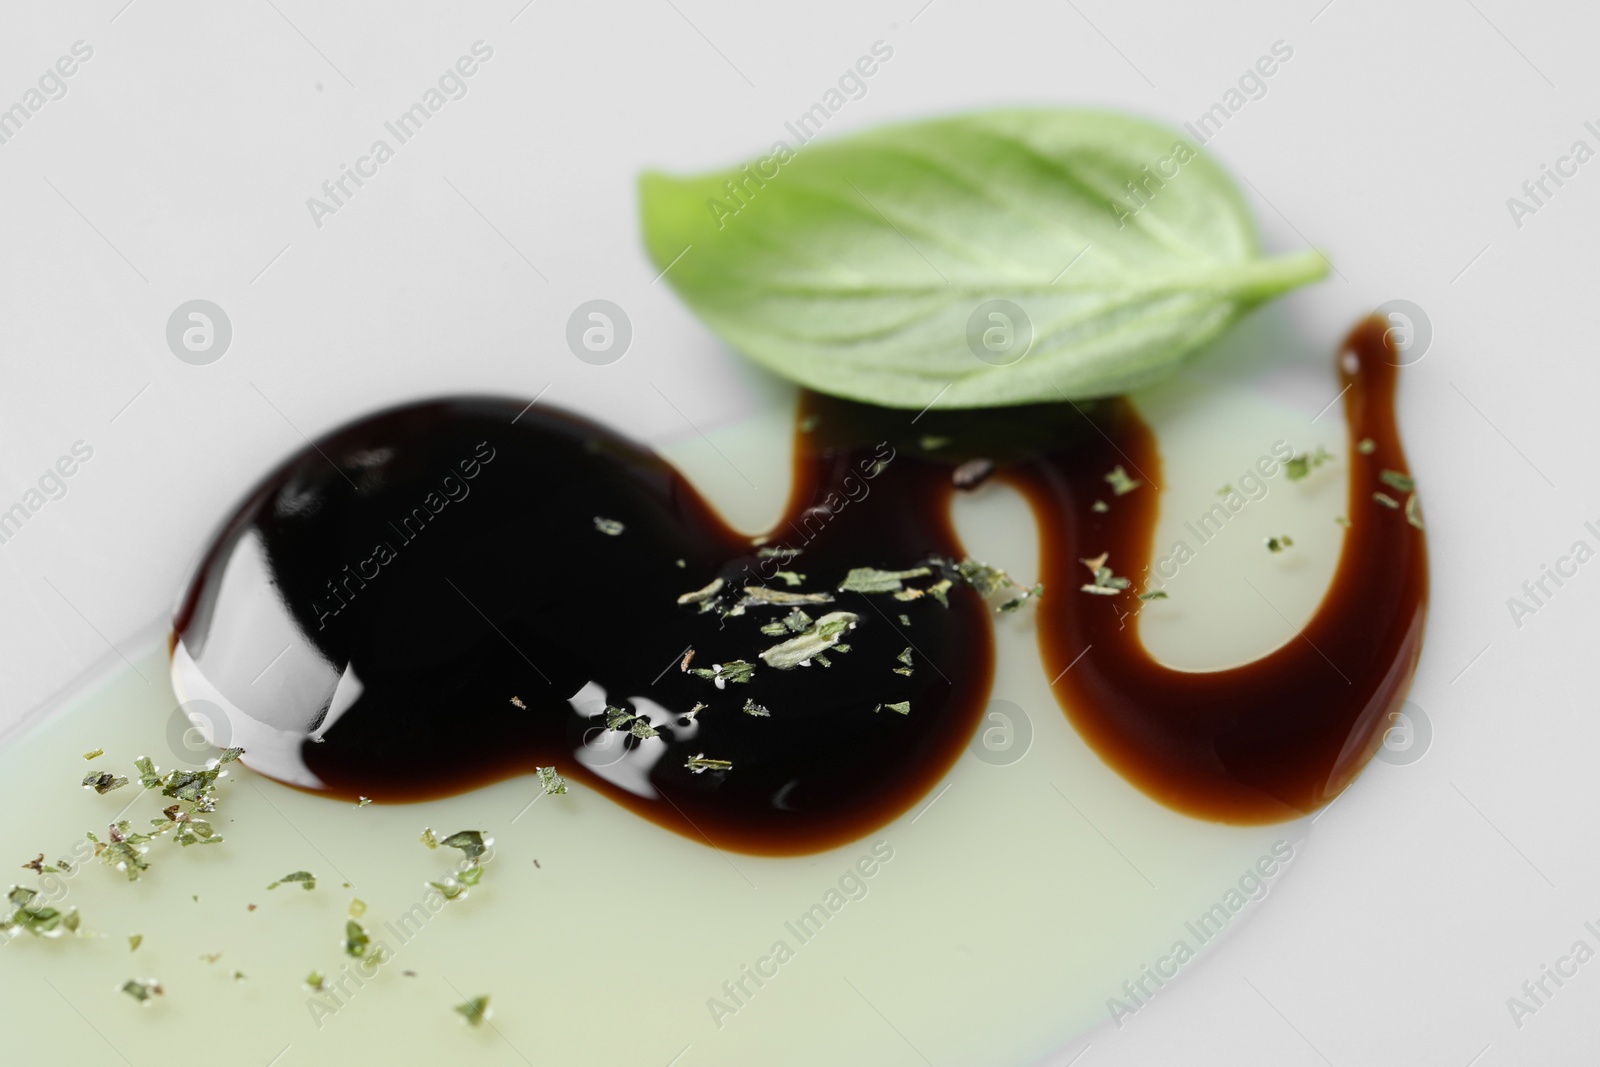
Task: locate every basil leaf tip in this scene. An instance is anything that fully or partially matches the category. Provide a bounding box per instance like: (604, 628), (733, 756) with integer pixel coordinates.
(640, 107), (1327, 409)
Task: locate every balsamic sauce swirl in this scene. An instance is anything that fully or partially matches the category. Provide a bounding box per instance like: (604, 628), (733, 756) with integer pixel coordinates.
(171, 316), (1426, 851)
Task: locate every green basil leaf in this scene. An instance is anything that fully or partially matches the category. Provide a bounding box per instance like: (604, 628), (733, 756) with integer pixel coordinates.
(640, 108), (1326, 409)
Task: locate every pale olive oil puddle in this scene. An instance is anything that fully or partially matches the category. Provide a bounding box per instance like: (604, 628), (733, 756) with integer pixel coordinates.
(0, 382), (1352, 1066)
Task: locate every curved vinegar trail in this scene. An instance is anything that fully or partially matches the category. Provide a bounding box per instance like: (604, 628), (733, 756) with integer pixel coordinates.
(1011, 316), (1428, 821)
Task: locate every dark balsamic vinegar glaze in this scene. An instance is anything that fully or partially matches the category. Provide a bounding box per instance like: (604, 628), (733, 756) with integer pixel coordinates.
(171, 315), (1426, 853)
(173, 390), (993, 856)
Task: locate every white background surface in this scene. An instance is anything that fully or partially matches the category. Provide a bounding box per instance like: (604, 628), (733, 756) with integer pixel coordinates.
(1, 1), (1596, 1063)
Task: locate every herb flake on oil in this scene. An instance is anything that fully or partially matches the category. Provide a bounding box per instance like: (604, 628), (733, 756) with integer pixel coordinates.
(87, 824), (151, 881)
(267, 871), (316, 892)
(439, 830), (491, 864)
(455, 994), (491, 1026)
(82, 771), (129, 795)
(3, 885), (80, 939)
(344, 919), (372, 959)
(1285, 446), (1334, 481)
(121, 978), (163, 1005)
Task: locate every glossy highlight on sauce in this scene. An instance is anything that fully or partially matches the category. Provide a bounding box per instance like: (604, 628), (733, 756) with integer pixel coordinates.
(171, 315), (1426, 852)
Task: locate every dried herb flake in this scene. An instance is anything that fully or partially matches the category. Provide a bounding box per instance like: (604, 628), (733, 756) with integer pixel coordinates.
(455, 994), (491, 1026)
(267, 871), (316, 891)
(1104, 466), (1142, 496)
(685, 754), (733, 774)
(82, 771), (129, 795)
(837, 567), (931, 595)
(121, 978), (163, 1004)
